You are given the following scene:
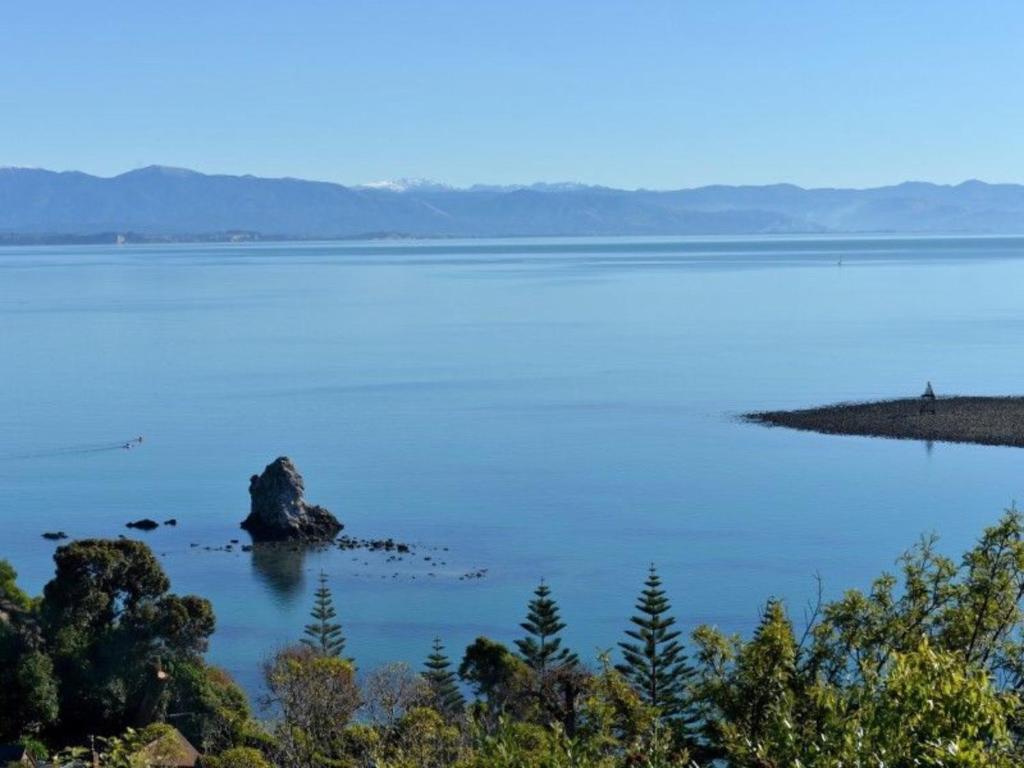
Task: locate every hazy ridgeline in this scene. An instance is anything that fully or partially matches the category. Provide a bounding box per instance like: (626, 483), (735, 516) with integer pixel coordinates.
(6, 166), (1024, 238)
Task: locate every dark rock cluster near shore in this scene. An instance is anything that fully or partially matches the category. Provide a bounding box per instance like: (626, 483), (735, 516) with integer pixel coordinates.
(746, 396), (1024, 448)
(338, 535), (411, 554)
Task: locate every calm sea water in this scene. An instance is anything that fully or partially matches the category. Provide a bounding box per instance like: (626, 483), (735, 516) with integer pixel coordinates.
(4, 235), (1024, 694)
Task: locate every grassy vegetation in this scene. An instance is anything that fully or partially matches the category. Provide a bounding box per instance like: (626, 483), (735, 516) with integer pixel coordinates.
(5, 510), (1024, 765)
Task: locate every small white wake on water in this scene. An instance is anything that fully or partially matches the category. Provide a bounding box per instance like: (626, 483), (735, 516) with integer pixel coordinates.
(1, 436), (143, 461)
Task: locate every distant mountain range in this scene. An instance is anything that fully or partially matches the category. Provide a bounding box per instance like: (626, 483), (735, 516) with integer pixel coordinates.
(3, 165), (1024, 242)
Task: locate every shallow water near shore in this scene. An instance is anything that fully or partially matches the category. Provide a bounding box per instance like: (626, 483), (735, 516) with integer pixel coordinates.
(4, 234), (1024, 695)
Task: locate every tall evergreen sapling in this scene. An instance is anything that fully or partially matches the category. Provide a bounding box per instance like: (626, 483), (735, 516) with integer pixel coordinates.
(617, 564), (695, 723)
(302, 571), (346, 657)
(423, 637), (465, 717)
(516, 580), (578, 673)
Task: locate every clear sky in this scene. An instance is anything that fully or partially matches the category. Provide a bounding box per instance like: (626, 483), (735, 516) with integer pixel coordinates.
(3, 1), (1023, 189)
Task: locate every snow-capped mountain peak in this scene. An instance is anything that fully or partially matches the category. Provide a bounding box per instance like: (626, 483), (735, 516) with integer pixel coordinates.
(358, 178), (452, 192)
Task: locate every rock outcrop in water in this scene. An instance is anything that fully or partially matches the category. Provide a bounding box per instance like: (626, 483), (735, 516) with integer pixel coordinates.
(242, 457), (342, 542)
(126, 518), (159, 531)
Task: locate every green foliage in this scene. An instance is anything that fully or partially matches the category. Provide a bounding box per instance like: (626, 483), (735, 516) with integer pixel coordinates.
(693, 598), (805, 765)
(516, 581), (578, 674)
(0, 560), (54, 741)
(572, 657), (690, 767)
(806, 508), (1024, 687)
(10, 511), (1024, 767)
(37, 538), (216, 743)
(617, 565), (694, 726)
(690, 511), (1024, 766)
(423, 637), (465, 718)
(41, 539), (171, 638)
(457, 717), (567, 768)
(263, 643), (361, 767)
(53, 724), (186, 768)
(459, 637), (534, 721)
(859, 638), (1017, 765)
(18, 737), (49, 761)
(13, 650), (60, 731)
(0, 641), (59, 740)
(204, 745), (274, 768)
(0, 559), (30, 611)
(302, 571), (346, 658)
(385, 706), (463, 768)
(165, 661), (259, 753)
(337, 722), (382, 766)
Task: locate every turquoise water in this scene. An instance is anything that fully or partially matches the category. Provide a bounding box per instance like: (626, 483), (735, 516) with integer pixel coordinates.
(4, 235), (1024, 694)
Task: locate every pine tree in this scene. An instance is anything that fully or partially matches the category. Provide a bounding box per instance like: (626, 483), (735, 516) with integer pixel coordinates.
(302, 571), (346, 657)
(423, 637), (465, 717)
(617, 564), (694, 722)
(516, 580), (578, 673)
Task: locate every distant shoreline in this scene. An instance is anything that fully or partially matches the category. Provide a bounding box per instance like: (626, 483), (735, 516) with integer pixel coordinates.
(0, 231), (439, 247)
(746, 396), (1024, 449)
(6, 231), (1024, 248)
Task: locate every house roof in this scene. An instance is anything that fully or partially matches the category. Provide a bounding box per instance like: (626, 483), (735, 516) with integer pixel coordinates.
(136, 727), (199, 768)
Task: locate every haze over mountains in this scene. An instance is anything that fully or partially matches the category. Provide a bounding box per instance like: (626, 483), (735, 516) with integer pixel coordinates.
(3, 165), (1024, 242)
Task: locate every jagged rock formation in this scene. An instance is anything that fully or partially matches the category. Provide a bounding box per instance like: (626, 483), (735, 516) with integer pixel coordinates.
(242, 457), (342, 542)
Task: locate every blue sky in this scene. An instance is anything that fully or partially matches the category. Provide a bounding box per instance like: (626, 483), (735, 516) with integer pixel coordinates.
(3, 1), (1023, 189)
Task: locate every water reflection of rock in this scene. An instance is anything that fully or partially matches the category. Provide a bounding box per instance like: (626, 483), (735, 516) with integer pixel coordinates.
(250, 543), (310, 603)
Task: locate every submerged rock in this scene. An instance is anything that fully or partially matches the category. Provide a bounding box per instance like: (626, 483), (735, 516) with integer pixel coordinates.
(42, 531), (68, 541)
(126, 518), (159, 531)
(241, 456), (342, 542)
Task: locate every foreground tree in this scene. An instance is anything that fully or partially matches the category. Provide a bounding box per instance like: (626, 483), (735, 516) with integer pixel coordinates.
(515, 581), (591, 737)
(0, 545), (260, 753)
(204, 746), (274, 768)
(516, 580), (578, 674)
(386, 706), (463, 768)
(423, 637), (465, 718)
(0, 559), (31, 611)
(0, 560), (59, 741)
(263, 643), (360, 768)
(574, 655), (688, 764)
(39, 539), (216, 743)
(301, 571), (346, 658)
(0, 637), (59, 740)
(690, 511), (1024, 766)
(164, 661), (262, 753)
(617, 564), (694, 726)
(9, 510), (1024, 765)
(693, 598), (802, 763)
(459, 636), (534, 725)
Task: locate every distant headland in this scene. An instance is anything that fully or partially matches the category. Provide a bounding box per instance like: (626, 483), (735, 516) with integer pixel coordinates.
(746, 393), (1024, 449)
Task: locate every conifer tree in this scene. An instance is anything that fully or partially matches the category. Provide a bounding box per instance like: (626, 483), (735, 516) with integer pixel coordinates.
(423, 637), (465, 717)
(617, 564), (694, 723)
(302, 571), (346, 657)
(516, 580), (578, 673)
